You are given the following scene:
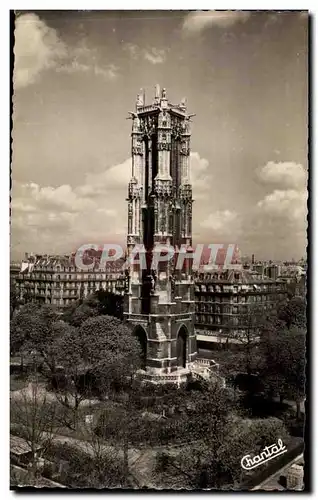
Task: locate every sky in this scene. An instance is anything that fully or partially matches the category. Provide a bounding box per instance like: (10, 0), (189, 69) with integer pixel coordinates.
(11, 10), (308, 261)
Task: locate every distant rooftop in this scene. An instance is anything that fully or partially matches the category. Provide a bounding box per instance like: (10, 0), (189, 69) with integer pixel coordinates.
(194, 268), (275, 284)
(16, 252), (126, 274)
(10, 435), (41, 456)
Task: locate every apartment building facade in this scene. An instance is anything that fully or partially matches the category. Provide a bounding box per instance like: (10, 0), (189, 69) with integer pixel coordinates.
(12, 254), (125, 309)
(193, 268), (288, 344)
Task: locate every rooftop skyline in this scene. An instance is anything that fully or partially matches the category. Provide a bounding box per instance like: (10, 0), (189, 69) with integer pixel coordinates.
(11, 10), (308, 261)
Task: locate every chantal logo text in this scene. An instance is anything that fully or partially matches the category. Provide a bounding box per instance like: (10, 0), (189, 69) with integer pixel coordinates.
(241, 439), (287, 471)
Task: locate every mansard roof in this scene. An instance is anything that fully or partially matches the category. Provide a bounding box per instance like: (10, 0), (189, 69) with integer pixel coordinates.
(194, 268), (275, 284)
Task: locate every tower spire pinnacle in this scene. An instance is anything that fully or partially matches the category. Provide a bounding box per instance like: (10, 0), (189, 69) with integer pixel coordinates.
(155, 84), (160, 103)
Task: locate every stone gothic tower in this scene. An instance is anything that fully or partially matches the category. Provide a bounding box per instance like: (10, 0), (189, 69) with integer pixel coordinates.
(124, 86), (197, 384)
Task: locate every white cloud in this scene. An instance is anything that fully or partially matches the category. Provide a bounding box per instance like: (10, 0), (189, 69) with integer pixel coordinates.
(200, 210), (238, 231)
(11, 199), (36, 213)
(11, 177), (122, 256)
(11, 157), (134, 255)
(123, 43), (139, 59)
(257, 161), (307, 190)
(123, 43), (166, 65)
(182, 11), (250, 34)
(12, 182), (96, 213)
(196, 159), (307, 258)
(242, 160), (308, 259)
(14, 13), (66, 89)
(143, 48), (166, 65)
(76, 158), (132, 198)
(14, 13), (118, 90)
(190, 152), (213, 199)
(255, 160), (307, 239)
(57, 61), (119, 79)
(257, 189), (307, 221)
(11, 153), (307, 260)
(11, 152), (213, 255)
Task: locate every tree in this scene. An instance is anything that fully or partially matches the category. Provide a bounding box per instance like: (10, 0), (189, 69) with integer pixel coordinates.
(51, 315), (142, 431)
(153, 381), (239, 488)
(10, 281), (21, 320)
(63, 290), (124, 326)
(10, 303), (72, 378)
(78, 315), (142, 472)
(92, 404), (141, 483)
(21, 282), (34, 306)
(51, 324), (89, 431)
(63, 300), (99, 327)
(44, 320), (75, 376)
(48, 399), (129, 488)
(74, 315), (147, 475)
(155, 416), (289, 489)
(45, 441), (127, 488)
(10, 374), (59, 481)
(78, 315), (142, 392)
(227, 303), (268, 375)
(277, 296), (306, 330)
(10, 302), (41, 367)
(261, 327), (306, 417)
(94, 289), (124, 319)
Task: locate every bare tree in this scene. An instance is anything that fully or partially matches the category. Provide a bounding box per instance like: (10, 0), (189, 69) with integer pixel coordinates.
(76, 412), (128, 488)
(226, 302), (267, 375)
(10, 374), (59, 483)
